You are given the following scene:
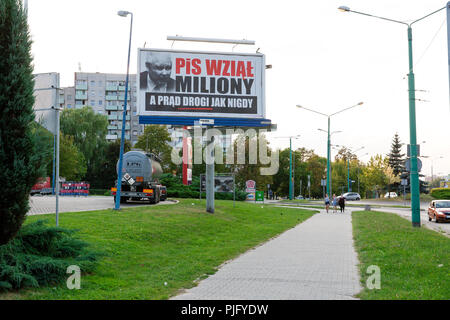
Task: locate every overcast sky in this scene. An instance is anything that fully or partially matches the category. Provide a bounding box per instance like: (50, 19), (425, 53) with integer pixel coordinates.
(27, 0), (450, 178)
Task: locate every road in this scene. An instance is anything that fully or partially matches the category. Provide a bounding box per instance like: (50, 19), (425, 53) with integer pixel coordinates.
(28, 195), (176, 216)
(272, 199), (449, 237)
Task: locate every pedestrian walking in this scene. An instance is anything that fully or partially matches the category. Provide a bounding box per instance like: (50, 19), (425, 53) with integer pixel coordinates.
(338, 195), (346, 213)
(324, 194), (330, 213)
(332, 194), (337, 213)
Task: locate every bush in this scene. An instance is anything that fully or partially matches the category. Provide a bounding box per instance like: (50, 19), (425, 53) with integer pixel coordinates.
(159, 173), (247, 201)
(0, 220), (100, 291)
(89, 189), (110, 196)
(430, 188), (450, 200)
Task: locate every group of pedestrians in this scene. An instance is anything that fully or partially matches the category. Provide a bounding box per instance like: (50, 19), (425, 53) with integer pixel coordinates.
(324, 194), (345, 213)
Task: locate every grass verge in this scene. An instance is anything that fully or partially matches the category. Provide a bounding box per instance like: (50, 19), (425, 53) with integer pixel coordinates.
(2, 199), (314, 300)
(352, 210), (450, 299)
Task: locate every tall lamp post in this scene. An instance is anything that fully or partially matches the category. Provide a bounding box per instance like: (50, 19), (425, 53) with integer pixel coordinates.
(319, 129), (342, 196)
(296, 102), (363, 199)
(273, 135), (301, 200)
(115, 10), (133, 210)
(339, 4), (447, 227)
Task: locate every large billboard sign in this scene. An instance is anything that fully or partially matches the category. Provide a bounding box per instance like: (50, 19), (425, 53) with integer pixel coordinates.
(200, 175), (234, 192)
(137, 48), (265, 120)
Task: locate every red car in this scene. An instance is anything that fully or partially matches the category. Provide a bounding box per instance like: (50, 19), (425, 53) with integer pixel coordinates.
(428, 200), (450, 223)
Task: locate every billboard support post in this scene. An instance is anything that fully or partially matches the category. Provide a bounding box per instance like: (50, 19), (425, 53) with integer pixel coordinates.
(233, 174), (235, 208)
(206, 136), (215, 213)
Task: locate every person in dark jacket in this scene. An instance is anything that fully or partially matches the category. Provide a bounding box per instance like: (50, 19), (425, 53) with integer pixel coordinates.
(338, 195), (346, 213)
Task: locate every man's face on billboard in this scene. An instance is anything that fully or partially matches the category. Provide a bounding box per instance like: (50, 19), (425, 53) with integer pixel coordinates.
(146, 54), (172, 84)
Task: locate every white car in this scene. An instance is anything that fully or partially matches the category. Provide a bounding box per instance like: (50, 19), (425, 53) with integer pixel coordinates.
(384, 192), (398, 198)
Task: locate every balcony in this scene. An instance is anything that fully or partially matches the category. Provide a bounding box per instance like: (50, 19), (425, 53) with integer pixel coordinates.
(75, 92), (87, 100)
(117, 95), (130, 101)
(106, 84), (118, 91)
(75, 83), (87, 90)
(105, 105), (118, 111)
(107, 125), (118, 130)
(106, 134), (118, 140)
(105, 95), (117, 101)
(108, 115), (118, 120)
(118, 85), (126, 91)
(117, 124), (131, 130)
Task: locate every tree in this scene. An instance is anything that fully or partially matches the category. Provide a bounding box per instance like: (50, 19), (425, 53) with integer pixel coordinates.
(360, 155), (389, 198)
(0, 0), (49, 244)
(334, 147), (357, 162)
(95, 139), (131, 189)
(387, 133), (405, 177)
(135, 125), (172, 172)
(59, 134), (87, 181)
(60, 106), (108, 183)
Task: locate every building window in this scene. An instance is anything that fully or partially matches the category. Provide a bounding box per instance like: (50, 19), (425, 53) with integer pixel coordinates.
(67, 95), (72, 100)
(90, 100), (95, 106)
(98, 100), (103, 105)
(91, 90), (95, 97)
(90, 80), (95, 86)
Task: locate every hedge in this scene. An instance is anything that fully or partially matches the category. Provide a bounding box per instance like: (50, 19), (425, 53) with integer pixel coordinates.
(430, 188), (450, 200)
(159, 173), (247, 201)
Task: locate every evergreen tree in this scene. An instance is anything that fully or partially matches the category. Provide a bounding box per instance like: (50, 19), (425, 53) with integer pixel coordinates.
(387, 133), (405, 177)
(0, 0), (49, 245)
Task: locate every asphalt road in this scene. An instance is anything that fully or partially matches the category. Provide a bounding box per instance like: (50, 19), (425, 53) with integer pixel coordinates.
(28, 195), (176, 216)
(273, 199), (449, 237)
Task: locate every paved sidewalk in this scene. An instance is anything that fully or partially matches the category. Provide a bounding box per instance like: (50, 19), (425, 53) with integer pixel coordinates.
(172, 208), (362, 300)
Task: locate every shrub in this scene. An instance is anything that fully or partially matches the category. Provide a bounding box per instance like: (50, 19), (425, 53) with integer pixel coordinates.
(160, 173), (247, 201)
(430, 188), (450, 200)
(0, 220), (100, 291)
(89, 189), (110, 196)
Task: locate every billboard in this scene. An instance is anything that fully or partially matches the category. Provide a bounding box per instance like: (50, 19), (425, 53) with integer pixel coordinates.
(200, 175), (234, 192)
(33, 72), (59, 134)
(137, 48), (265, 120)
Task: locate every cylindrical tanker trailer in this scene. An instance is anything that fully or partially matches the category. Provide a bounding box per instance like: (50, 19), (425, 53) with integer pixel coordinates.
(111, 150), (166, 204)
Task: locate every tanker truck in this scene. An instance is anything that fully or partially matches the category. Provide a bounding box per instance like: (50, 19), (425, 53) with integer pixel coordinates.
(111, 150), (165, 204)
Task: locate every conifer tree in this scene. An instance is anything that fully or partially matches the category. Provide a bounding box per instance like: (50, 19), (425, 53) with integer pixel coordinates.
(387, 133), (405, 177)
(0, 0), (48, 245)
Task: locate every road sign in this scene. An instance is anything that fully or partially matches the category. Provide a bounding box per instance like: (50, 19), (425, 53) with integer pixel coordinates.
(407, 144), (420, 157)
(401, 179), (408, 186)
(255, 191), (264, 202)
(245, 180), (256, 193)
(320, 179), (326, 187)
(405, 158), (422, 172)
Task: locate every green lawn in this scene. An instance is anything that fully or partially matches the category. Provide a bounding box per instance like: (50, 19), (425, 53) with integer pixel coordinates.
(2, 199), (314, 300)
(352, 210), (450, 299)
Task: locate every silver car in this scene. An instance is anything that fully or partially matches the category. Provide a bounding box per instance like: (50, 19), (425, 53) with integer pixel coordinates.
(342, 192), (361, 201)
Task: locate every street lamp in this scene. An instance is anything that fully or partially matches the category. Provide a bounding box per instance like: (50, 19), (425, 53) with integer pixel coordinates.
(115, 10), (133, 210)
(296, 102), (363, 199)
(339, 4), (447, 227)
(273, 135), (301, 200)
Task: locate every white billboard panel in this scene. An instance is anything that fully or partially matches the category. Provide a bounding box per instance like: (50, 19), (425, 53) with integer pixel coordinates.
(33, 72), (59, 134)
(137, 49), (265, 119)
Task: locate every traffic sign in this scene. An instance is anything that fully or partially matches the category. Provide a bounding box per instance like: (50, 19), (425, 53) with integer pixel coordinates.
(405, 158), (422, 172)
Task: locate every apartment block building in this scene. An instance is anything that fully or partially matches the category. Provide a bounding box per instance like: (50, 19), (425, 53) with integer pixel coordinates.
(69, 72), (142, 145)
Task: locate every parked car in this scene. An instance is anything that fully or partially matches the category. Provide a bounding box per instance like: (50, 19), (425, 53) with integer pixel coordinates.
(384, 192), (398, 198)
(342, 192), (361, 201)
(295, 195), (304, 200)
(428, 200), (450, 223)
